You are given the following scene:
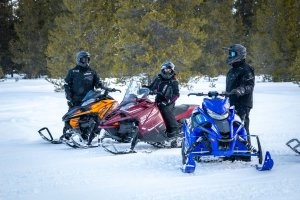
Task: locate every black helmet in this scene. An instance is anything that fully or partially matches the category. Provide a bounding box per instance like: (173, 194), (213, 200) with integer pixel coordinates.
(160, 61), (175, 79)
(224, 44), (247, 65)
(76, 51), (90, 67)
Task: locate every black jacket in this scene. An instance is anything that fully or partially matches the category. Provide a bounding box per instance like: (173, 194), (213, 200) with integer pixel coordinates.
(147, 74), (180, 104)
(226, 60), (255, 108)
(64, 65), (103, 103)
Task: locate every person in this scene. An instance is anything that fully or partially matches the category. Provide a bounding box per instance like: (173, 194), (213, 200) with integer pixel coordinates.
(143, 61), (180, 138)
(63, 50), (114, 142)
(64, 50), (109, 109)
(224, 44), (255, 158)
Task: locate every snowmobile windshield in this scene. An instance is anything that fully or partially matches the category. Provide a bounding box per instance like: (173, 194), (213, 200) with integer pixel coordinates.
(120, 80), (150, 106)
(81, 90), (102, 106)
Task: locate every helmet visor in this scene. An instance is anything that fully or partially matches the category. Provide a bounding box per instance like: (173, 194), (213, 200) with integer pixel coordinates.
(164, 67), (172, 73)
(80, 56), (90, 64)
(229, 51), (237, 58)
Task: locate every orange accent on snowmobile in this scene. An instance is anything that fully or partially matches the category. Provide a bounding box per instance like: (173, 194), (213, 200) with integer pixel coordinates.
(69, 100), (118, 129)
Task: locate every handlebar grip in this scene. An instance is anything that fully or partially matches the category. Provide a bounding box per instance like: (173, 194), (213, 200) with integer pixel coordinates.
(188, 93), (203, 96)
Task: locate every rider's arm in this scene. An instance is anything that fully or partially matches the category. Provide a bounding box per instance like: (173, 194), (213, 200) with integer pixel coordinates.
(239, 67), (255, 96)
(64, 70), (73, 101)
(171, 80), (180, 103)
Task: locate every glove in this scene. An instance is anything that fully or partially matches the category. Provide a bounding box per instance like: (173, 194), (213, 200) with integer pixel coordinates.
(158, 100), (170, 107)
(67, 100), (73, 108)
(142, 85), (148, 88)
(230, 89), (242, 97)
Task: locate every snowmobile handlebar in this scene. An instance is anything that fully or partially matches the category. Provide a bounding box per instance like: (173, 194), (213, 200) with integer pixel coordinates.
(188, 92), (204, 97)
(102, 88), (121, 96)
(188, 91), (228, 98)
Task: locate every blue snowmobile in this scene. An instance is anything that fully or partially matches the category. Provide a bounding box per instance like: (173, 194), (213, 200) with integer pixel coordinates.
(181, 91), (274, 173)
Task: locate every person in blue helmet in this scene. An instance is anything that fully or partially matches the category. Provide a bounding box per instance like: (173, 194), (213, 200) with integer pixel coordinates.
(143, 61), (180, 138)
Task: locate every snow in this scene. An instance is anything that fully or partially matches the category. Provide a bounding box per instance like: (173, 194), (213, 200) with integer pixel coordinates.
(0, 77), (300, 200)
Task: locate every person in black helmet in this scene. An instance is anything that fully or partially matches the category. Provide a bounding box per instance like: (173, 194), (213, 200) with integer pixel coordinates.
(224, 44), (255, 159)
(63, 50), (115, 142)
(143, 61), (180, 138)
(64, 50), (113, 109)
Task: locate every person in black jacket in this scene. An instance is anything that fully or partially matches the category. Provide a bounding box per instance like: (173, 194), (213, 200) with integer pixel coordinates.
(64, 51), (108, 108)
(63, 50), (115, 142)
(144, 61), (180, 138)
(224, 44), (255, 135)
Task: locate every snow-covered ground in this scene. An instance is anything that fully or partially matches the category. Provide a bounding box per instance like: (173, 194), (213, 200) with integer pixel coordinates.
(0, 77), (299, 200)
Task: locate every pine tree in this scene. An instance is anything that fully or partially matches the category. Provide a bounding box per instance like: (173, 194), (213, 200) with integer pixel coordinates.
(46, 0), (119, 78)
(193, 0), (243, 76)
(10, 0), (64, 78)
(250, 0), (300, 81)
(113, 0), (207, 82)
(0, 0), (18, 76)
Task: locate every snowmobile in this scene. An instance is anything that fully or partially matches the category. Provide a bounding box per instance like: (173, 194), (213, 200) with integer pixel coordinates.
(38, 88), (120, 148)
(83, 80), (198, 154)
(286, 138), (300, 155)
(181, 91), (274, 173)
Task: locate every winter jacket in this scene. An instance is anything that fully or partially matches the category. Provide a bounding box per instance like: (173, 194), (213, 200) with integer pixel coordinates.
(64, 65), (103, 103)
(226, 60), (255, 108)
(147, 74), (180, 105)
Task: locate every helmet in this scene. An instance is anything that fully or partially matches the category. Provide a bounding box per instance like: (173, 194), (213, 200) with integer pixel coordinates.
(160, 61), (175, 79)
(161, 61), (175, 71)
(224, 44), (247, 65)
(76, 51), (90, 67)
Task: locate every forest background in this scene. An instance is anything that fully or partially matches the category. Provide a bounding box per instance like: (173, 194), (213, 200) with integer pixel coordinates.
(0, 0), (299, 83)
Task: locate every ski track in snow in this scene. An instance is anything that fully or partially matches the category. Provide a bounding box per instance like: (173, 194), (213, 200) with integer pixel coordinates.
(0, 78), (300, 200)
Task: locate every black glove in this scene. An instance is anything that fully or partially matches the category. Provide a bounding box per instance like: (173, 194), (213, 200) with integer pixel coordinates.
(108, 88), (117, 92)
(230, 89), (242, 97)
(158, 100), (169, 107)
(67, 100), (73, 108)
(142, 85), (148, 88)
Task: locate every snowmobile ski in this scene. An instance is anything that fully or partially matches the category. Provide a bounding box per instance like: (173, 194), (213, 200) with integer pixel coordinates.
(102, 144), (137, 155)
(38, 127), (62, 144)
(38, 127), (78, 148)
(256, 151), (274, 171)
(286, 138), (300, 155)
(71, 135), (100, 149)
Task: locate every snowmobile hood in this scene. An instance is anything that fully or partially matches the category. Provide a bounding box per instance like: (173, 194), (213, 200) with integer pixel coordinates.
(202, 97), (229, 115)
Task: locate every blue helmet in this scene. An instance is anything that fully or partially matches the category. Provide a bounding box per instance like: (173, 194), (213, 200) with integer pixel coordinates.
(76, 51), (90, 67)
(160, 61), (175, 79)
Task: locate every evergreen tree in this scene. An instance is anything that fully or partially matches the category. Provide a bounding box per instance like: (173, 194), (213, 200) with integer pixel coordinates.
(193, 0), (243, 76)
(233, 0), (256, 37)
(250, 0), (300, 80)
(289, 50), (300, 81)
(10, 0), (65, 78)
(113, 0), (207, 82)
(0, 0), (18, 76)
(46, 0), (119, 78)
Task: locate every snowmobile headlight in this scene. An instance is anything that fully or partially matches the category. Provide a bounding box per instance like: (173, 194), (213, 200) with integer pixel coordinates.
(207, 109), (228, 120)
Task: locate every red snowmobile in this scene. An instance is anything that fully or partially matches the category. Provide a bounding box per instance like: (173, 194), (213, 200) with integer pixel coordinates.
(73, 80), (198, 154)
